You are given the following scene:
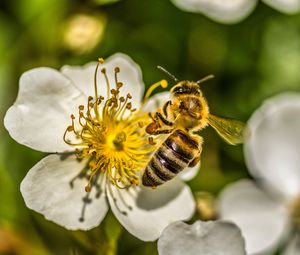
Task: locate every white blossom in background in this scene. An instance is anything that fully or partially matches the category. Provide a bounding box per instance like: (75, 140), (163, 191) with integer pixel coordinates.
(171, 0), (257, 24)
(4, 53), (198, 241)
(218, 93), (300, 254)
(157, 220), (247, 255)
(262, 0), (300, 14)
(171, 0), (300, 24)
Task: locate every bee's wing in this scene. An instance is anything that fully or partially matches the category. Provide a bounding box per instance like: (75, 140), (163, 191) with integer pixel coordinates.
(207, 114), (246, 145)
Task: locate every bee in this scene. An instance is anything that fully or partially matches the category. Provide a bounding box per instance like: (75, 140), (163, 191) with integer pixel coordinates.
(142, 68), (245, 187)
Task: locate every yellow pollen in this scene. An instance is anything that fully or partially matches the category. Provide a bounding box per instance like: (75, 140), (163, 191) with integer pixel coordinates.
(64, 59), (154, 191)
(107, 131), (126, 151)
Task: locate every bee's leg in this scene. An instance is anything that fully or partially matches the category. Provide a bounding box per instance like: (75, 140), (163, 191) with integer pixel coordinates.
(155, 112), (174, 126)
(150, 128), (174, 135)
(162, 100), (172, 118)
(146, 112), (173, 135)
(148, 112), (158, 123)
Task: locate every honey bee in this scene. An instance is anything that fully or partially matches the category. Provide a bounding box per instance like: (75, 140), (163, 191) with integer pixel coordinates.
(142, 69), (245, 187)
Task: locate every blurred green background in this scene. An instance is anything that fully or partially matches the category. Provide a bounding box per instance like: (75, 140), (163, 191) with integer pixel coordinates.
(1, 0), (300, 254)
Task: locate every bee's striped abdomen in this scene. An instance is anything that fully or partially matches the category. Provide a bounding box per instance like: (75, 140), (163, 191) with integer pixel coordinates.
(142, 129), (199, 187)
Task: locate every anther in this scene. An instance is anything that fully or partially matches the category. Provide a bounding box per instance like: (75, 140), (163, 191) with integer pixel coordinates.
(117, 82), (123, 89)
(85, 185), (91, 193)
(126, 103), (132, 109)
(148, 137), (156, 145)
(160, 79), (168, 88)
(71, 114), (75, 119)
(98, 57), (104, 64)
(101, 68), (106, 74)
(127, 93), (132, 99)
(79, 105), (84, 110)
(115, 67), (120, 73)
(88, 96), (93, 101)
(119, 97), (125, 102)
(67, 126), (74, 132)
(143, 79), (168, 102)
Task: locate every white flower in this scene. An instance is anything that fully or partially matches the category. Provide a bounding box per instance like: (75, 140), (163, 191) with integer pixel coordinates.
(218, 93), (300, 254)
(4, 53), (197, 241)
(157, 220), (247, 255)
(262, 0), (300, 14)
(170, 0), (300, 24)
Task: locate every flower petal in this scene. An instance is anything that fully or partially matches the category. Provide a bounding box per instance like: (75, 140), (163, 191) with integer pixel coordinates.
(178, 163), (200, 181)
(20, 154), (108, 230)
(107, 179), (195, 241)
(61, 53), (145, 109)
(282, 235), (300, 255)
(171, 0), (258, 24)
(4, 67), (86, 153)
(61, 62), (99, 98)
(218, 179), (289, 255)
(157, 220), (246, 255)
(142, 91), (170, 112)
(245, 93), (300, 199)
(262, 0), (300, 14)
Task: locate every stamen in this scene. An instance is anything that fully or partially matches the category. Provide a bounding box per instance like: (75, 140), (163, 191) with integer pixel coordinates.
(143, 79), (168, 102)
(115, 67), (120, 86)
(64, 58), (155, 192)
(98, 57), (104, 64)
(94, 61), (100, 100)
(101, 68), (110, 99)
(148, 137), (156, 145)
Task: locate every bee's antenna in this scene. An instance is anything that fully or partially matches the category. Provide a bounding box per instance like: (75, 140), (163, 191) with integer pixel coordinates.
(197, 74), (214, 85)
(157, 66), (179, 82)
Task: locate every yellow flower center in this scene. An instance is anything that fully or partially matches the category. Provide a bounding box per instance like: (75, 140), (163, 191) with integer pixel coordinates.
(63, 58), (154, 191)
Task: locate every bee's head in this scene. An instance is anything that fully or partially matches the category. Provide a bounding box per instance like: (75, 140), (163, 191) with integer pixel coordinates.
(171, 81), (202, 97)
(170, 82), (204, 121)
